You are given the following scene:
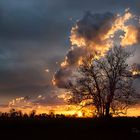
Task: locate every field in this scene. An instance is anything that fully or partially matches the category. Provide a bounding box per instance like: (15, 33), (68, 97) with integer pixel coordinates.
(0, 117), (140, 140)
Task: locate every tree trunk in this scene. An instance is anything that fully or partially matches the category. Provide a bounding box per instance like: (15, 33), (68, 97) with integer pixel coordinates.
(105, 102), (110, 117)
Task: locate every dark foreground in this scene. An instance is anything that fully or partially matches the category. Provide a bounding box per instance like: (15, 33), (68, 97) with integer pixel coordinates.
(0, 117), (140, 140)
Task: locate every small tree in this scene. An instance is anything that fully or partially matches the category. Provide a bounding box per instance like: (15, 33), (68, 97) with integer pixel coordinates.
(30, 110), (36, 118)
(66, 46), (138, 117)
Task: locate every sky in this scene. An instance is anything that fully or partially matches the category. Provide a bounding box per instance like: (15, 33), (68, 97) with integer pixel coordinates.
(0, 0), (140, 107)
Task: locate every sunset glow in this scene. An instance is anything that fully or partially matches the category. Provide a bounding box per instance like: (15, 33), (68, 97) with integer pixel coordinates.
(0, 6), (140, 118)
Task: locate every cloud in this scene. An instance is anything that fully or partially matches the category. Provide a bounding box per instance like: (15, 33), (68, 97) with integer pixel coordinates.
(54, 10), (140, 88)
(54, 12), (115, 88)
(0, 0), (140, 105)
(8, 88), (65, 109)
(72, 11), (115, 42)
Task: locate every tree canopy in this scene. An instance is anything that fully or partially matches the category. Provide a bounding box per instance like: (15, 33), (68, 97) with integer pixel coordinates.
(66, 46), (139, 117)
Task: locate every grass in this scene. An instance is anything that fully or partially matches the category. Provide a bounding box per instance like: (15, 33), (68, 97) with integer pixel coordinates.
(0, 117), (140, 140)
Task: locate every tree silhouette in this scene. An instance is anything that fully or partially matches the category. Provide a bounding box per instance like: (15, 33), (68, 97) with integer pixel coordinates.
(30, 110), (36, 118)
(66, 46), (138, 117)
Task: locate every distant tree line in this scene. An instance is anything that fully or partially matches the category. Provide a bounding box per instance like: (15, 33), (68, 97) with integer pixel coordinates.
(0, 108), (81, 119)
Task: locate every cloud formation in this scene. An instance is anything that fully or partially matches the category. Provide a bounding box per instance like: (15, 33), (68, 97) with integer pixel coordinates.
(8, 90), (65, 109)
(54, 10), (140, 88)
(0, 0), (140, 105)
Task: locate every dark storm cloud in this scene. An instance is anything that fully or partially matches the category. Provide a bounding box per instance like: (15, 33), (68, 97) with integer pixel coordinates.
(0, 0), (139, 40)
(0, 0), (140, 104)
(54, 46), (88, 88)
(66, 47), (86, 65)
(54, 11), (115, 88)
(0, 0), (71, 40)
(54, 67), (72, 88)
(0, 69), (48, 97)
(74, 11), (115, 42)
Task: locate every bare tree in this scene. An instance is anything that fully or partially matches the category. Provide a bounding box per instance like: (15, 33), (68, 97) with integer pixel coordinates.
(66, 46), (138, 117)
